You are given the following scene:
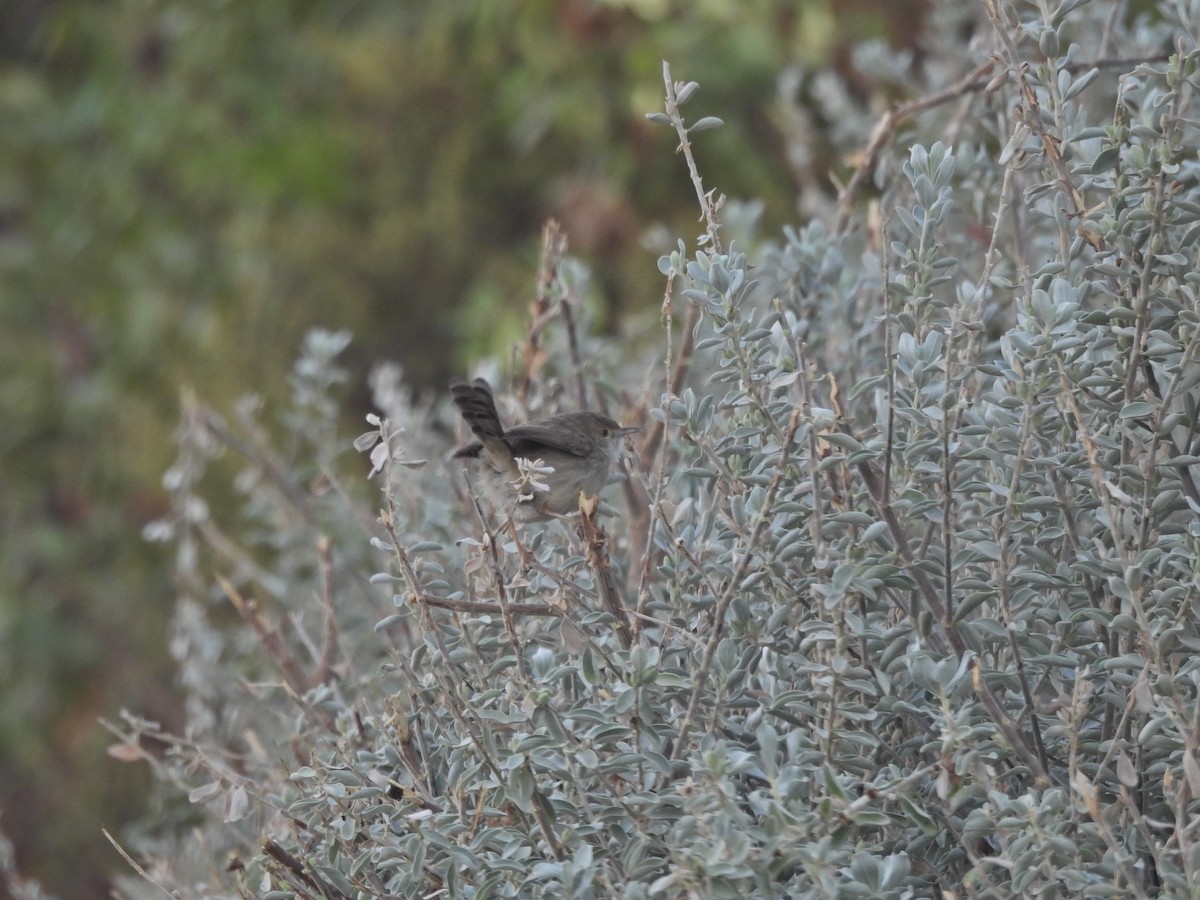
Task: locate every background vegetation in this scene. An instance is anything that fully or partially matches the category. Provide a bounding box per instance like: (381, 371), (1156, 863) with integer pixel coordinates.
(2, 0), (1196, 897)
(0, 0), (909, 894)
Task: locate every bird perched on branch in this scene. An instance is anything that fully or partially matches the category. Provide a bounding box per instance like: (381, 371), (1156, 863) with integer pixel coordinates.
(450, 378), (636, 522)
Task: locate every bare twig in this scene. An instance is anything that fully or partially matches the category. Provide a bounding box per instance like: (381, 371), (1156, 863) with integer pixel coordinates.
(881, 208), (897, 501)
(407, 592), (560, 619)
(632, 273), (680, 635)
(1065, 54), (1170, 73)
(843, 418), (1053, 784)
(1072, 772), (1153, 900)
(835, 60), (995, 234)
(518, 220), (567, 406)
(558, 294), (589, 413)
(528, 769), (566, 860)
(263, 839), (347, 899)
(633, 63), (728, 626)
(834, 49), (1170, 236)
(579, 495), (634, 649)
(788, 332), (829, 563)
(970, 662), (1051, 785)
(478, 508), (530, 681)
(844, 449), (957, 655)
(103, 828), (177, 898)
(216, 573), (312, 699)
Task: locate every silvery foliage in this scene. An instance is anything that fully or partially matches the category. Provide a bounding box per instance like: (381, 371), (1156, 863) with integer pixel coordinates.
(130, 1), (1200, 897)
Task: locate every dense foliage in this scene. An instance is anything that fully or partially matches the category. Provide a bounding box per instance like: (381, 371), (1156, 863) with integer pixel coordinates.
(100, 0), (1200, 896)
(0, 1), (862, 893)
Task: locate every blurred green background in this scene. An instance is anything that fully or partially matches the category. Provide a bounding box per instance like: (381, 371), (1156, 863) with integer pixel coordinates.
(0, 0), (915, 894)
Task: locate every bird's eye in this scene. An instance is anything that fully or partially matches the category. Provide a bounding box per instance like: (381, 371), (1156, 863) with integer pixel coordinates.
(600, 427), (610, 438)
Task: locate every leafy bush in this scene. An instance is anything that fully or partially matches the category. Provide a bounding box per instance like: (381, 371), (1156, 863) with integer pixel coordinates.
(115, 2), (1200, 897)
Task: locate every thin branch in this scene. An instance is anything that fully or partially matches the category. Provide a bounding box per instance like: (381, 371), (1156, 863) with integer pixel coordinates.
(836, 60), (995, 234)
(313, 536), (340, 687)
(433, 593), (559, 618)
(981, 0), (1101, 253)
(528, 770), (566, 860)
(791, 336), (824, 557)
(661, 61), (723, 253)
(263, 839), (347, 900)
(1064, 54), (1171, 73)
(480, 510), (530, 681)
(970, 662), (1051, 785)
(669, 409), (801, 759)
(1072, 774), (1153, 900)
(579, 495), (633, 649)
(518, 219), (567, 406)
(558, 294), (589, 413)
(844, 447), (957, 655)
(834, 49), (1170, 236)
(1007, 628), (1051, 776)
(184, 392), (316, 527)
(845, 418), (1053, 784)
(103, 828), (178, 899)
(216, 573), (312, 700)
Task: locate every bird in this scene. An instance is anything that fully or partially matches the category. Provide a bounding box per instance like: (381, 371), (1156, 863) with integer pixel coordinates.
(450, 378), (637, 522)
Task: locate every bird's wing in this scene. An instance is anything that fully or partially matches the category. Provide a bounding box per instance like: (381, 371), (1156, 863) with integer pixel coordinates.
(504, 416), (592, 457)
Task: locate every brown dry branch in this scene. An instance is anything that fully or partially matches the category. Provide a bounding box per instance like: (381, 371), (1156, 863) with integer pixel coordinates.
(474, 502), (530, 681)
(835, 60), (995, 234)
(989, 384), (1051, 775)
(628, 274), (690, 614)
(834, 46), (1171, 238)
(516, 219), (591, 414)
(1125, 49), (1190, 535)
(558, 294), (590, 413)
(527, 767), (566, 861)
(377, 486), (539, 842)
(262, 839), (347, 900)
(644, 60), (721, 467)
(216, 573), (314, 700)
(197, 518), (281, 594)
(843, 443), (958, 656)
(981, 0), (1101, 254)
(422, 594), (561, 618)
(518, 219), (567, 406)
(579, 493), (633, 650)
(970, 661), (1051, 786)
(1065, 54), (1171, 73)
(378, 506), (463, 673)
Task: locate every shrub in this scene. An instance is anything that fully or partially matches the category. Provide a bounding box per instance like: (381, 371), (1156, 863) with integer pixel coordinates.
(116, 3), (1200, 897)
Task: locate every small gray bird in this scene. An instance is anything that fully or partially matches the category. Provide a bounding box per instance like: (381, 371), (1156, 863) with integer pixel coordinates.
(450, 378), (636, 522)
